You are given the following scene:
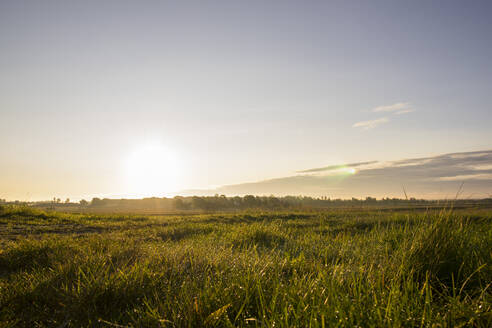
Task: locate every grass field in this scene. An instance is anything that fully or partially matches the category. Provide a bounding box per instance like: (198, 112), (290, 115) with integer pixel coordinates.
(0, 206), (491, 327)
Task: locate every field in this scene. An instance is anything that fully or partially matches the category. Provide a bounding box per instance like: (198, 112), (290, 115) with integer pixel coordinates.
(0, 206), (491, 327)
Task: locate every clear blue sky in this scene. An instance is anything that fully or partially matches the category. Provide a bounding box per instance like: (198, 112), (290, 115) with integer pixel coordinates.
(1, 1), (491, 200)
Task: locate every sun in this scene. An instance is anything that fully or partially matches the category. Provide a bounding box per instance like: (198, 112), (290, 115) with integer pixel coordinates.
(124, 143), (182, 196)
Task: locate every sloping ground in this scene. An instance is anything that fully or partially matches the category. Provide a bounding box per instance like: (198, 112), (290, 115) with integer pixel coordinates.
(0, 206), (491, 327)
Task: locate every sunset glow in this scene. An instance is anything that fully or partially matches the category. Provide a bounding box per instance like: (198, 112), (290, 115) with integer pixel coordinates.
(123, 143), (182, 197)
(1, 2), (491, 326)
(0, 1), (490, 201)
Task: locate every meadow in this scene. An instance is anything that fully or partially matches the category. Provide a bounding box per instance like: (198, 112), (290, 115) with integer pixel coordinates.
(0, 205), (490, 327)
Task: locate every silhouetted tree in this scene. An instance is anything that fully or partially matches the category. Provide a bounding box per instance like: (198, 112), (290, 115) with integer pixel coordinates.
(91, 198), (102, 206)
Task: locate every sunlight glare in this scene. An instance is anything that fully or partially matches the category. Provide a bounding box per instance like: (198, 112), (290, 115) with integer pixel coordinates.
(124, 143), (182, 196)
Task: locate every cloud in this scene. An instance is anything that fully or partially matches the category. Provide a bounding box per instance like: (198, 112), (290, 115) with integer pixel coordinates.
(297, 161), (378, 173)
(180, 150), (492, 199)
(395, 108), (415, 115)
(372, 102), (410, 112)
(353, 102), (414, 129)
(436, 173), (492, 181)
(352, 117), (389, 129)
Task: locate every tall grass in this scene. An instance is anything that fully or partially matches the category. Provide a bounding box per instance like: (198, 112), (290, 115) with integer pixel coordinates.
(0, 207), (490, 327)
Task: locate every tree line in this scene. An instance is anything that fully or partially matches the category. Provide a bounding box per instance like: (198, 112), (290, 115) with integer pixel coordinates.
(4, 195), (491, 212)
(79, 195), (492, 211)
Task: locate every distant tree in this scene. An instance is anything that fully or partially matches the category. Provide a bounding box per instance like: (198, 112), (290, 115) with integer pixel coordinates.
(65, 198), (70, 204)
(91, 197), (102, 206)
(173, 196), (188, 210)
(79, 199), (89, 206)
(191, 196), (212, 210)
(244, 195), (257, 208)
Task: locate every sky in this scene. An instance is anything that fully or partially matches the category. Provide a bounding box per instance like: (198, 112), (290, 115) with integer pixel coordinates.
(1, 0), (491, 201)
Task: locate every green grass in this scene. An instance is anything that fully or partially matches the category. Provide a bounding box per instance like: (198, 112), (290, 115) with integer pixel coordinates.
(0, 206), (491, 327)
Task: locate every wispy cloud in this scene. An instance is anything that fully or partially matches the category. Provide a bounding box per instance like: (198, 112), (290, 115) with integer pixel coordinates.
(353, 102), (414, 129)
(352, 117), (389, 129)
(372, 102), (410, 112)
(185, 150), (492, 199)
(436, 173), (492, 181)
(297, 161), (378, 174)
(395, 108), (415, 115)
